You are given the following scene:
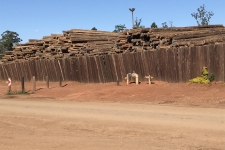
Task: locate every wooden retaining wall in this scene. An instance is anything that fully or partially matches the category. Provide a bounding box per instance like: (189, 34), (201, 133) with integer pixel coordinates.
(0, 44), (224, 83)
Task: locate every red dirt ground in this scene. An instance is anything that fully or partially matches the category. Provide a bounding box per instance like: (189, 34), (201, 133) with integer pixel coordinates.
(1, 80), (225, 108)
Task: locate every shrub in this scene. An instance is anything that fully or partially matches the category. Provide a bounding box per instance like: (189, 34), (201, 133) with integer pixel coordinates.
(189, 67), (214, 84)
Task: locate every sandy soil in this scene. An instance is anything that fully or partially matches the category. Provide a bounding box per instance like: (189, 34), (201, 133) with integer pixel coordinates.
(0, 80), (225, 149)
(1, 80), (225, 108)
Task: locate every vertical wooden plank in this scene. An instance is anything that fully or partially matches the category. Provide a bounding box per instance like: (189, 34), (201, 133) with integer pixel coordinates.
(86, 57), (93, 83)
(41, 60), (46, 81)
(148, 51), (156, 80)
(72, 58), (77, 82)
(223, 43), (225, 82)
(165, 49), (171, 82)
(54, 59), (60, 82)
(219, 44), (224, 82)
(77, 57), (83, 83)
(208, 44), (216, 79)
(128, 53), (134, 73)
(177, 48), (183, 82)
(94, 56), (102, 83)
(109, 55), (116, 82)
(174, 48), (179, 83)
(1, 65), (7, 80)
(40, 60), (46, 81)
(112, 54), (120, 82)
(84, 56), (89, 83)
(90, 56), (97, 83)
(69, 58), (74, 81)
(141, 51), (149, 77)
(196, 46), (202, 76)
(171, 48), (176, 82)
(51, 60), (56, 82)
(51, 59), (57, 82)
(185, 47), (190, 82)
(27, 61), (32, 81)
(34, 60), (39, 81)
(99, 56), (107, 83)
(137, 52), (145, 81)
(155, 50), (161, 81)
(158, 49), (166, 82)
(118, 54), (126, 82)
(80, 57), (87, 83)
(14, 62), (20, 82)
(64, 58), (69, 81)
(214, 44), (222, 81)
(29, 60), (34, 81)
(189, 46), (196, 79)
(1, 64), (6, 80)
(9, 63), (15, 81)
(105, 55), (113, 82)
(133, 52), (141, 80)
(0, 64), (3, 80)
(144, 51), (149, 77)
(122, 53), (129, 75)
(49, 59), (54, 82)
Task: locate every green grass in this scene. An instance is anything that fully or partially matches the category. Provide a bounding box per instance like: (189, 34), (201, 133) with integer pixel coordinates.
(6, 90), (29, 95)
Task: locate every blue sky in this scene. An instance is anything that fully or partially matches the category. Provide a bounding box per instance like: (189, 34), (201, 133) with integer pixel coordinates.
(0, 0), (224, 43)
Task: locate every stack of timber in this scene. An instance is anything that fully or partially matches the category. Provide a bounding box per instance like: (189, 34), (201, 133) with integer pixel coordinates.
(115, 24), (225, 52)
(1, 29), (119, 63)
(2, 25), (225, 63)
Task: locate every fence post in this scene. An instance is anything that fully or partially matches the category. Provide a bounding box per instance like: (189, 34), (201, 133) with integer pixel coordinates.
(116, 80), (120, 86)
(33, 76), (36, 93)
(127, 74), (129, 85)
(21, 77), (25, 93)
(8, 78), (11, 93)
(59, 76), (62, 87)
(46, 76), (49, 88)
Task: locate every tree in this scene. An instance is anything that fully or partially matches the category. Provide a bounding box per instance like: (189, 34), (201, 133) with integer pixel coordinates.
(151, 22), (158, 28)
(113, 24), (126, 33)
(91, 27), (97, 30)
(0, 30), (22, 53)
(134, 17), (145, 28)
(162, 22), (168, 28)
(191, 4), (214, 26)
(169, 21), (174, 28)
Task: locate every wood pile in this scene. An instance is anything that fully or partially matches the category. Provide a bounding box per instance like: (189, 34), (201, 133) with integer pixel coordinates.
(115, 24), (225, 53)
(1, 29), (119, 63)
(1, 25), (225, 63)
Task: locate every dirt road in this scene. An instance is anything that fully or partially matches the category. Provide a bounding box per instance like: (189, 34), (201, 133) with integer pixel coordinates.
(0, 98), (224, 150)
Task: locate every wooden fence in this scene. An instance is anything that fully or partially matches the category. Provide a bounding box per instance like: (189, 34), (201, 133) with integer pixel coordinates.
(0, 43), (224, 83)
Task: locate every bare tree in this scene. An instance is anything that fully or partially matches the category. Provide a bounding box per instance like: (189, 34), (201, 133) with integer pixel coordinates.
(191, 4), (214, 26)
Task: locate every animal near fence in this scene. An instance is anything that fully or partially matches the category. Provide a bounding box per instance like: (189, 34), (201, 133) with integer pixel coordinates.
(0, 43), (225, 83)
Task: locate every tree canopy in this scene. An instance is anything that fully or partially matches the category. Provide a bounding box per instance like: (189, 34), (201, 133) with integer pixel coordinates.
(151, 22), (158, 28)
(0, 30), (22, 53)
(91, 27), (97, 30)
(113, 24), (126, 33)
(191, 4), (214, 26)
(162, 22), (168, 28)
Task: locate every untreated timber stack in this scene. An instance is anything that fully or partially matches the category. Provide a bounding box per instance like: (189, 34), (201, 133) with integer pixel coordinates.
(115, 24), (225, 53)
(1, 25), (225, 63)
(1, 29), (119, 63)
